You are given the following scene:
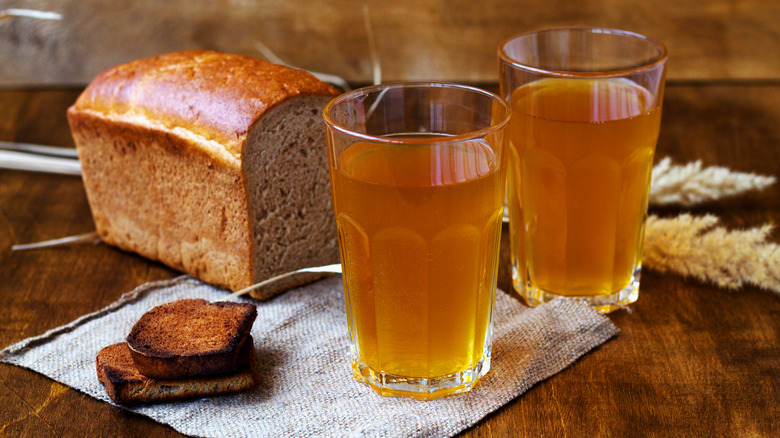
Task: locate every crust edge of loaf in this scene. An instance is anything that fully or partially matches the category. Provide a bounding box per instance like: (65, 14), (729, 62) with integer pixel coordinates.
(67, 110), (254, 291)
(70, 50), (341, 160)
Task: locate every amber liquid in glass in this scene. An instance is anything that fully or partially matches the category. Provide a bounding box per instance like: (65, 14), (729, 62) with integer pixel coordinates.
(507, 78), (661, 297)
(331, 137), (504, 386)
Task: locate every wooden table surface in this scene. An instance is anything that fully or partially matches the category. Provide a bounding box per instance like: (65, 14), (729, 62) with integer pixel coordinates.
(0, 81), (778, 437)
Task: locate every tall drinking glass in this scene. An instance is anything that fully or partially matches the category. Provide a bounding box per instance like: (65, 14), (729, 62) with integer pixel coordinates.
(499, 28), (667, 313)
(323, 83), (510, 399)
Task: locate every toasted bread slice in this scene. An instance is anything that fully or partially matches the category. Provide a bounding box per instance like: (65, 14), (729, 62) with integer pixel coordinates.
(96, 339), (259, 404)
(126, 299), (257, 379)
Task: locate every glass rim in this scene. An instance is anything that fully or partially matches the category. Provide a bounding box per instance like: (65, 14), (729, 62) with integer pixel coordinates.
(498, 26), (669, 78)
(323, 81), (511, 145)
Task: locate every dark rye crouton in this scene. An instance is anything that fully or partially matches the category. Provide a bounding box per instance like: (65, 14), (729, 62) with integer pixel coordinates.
(96, 340), (259, 404)
(125, 299), (257, 379)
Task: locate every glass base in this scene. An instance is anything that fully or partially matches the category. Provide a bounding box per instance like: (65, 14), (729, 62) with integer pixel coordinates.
(513, 265), (641, 314)
(351, 352), (491, 400)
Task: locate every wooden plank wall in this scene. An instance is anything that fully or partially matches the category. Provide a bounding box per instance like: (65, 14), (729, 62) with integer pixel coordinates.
(0, 0), (778, 86)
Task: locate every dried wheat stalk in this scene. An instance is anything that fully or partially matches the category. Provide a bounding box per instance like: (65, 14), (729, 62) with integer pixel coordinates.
(649, 157), (776, 206)
(0, 8), (62, 21)
(643, 214), (780, 294)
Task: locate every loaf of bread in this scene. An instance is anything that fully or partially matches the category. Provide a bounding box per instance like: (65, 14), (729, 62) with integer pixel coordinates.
(67, 50), (342, 298)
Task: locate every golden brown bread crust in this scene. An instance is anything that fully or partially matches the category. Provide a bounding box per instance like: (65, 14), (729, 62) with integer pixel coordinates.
(126, 299), (257, 379)
(70, 50), (339, 159)
(96, 340), (259, 404)
(70, 112), (253, 289)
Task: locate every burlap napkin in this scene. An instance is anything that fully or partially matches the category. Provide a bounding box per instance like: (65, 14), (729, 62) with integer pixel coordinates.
(1, 276), (617, 437)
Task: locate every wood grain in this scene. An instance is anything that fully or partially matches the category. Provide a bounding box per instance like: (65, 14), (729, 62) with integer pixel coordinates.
(2, 2), (778, 435)
(0, 0), (778, 86)
(1, 82), (778, 436)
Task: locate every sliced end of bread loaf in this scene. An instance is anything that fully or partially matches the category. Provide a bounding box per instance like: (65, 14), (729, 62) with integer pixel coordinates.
(243, 96), (341, 299)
